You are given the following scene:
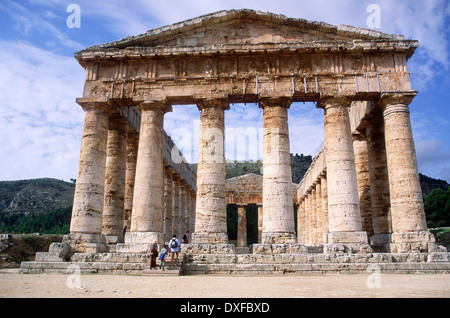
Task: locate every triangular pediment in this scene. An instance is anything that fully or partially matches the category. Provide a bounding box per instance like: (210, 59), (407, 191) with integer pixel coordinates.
(83, 9), (405, 53)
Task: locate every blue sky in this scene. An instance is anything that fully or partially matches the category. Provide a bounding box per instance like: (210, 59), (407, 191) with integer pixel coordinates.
(0, 0), (449, 183)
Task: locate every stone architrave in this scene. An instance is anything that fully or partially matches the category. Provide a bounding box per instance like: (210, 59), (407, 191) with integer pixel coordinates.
(69, 104), (110, 253)
(192, 99), (229, 244)
(259, 97), (296, 244)
(321, 96), (370, 251)
(380, 93), (434, 252)
(102, 115), (128, 244)
(126, 101), (172, 250)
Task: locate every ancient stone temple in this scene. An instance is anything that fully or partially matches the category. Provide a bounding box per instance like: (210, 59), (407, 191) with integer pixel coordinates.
(21, 9), (449, 275)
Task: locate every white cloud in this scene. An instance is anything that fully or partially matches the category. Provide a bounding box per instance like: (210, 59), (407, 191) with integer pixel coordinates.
(0, 0), (84, 50)
(0, 41), (85, 181)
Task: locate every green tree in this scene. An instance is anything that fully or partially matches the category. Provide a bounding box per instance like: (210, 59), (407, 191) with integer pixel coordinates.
(424, 186), (450, 228)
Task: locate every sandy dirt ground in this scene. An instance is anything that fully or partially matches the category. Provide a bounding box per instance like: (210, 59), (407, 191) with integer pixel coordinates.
(0, 269), (449, 298)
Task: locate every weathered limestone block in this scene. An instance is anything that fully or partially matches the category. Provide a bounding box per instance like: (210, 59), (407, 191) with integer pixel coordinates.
(182, 243), (235, 254)
(66, 233), (107, 254)
(117, 232), (163, 253)
(252, 243), (307, 254)
(260, 97), (296, 243)
(35, 242), (70, 262)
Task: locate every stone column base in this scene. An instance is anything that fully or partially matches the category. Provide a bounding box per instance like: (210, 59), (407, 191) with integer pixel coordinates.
(324, 231), (372, 254)
(261, 232), (297, 244)
(389, 230), (439, 253)
(252, 243), (307, 254)
(369, 233), (391, 252)
(116, 231), (163, 253)
(182, 243), (235, 254)
(66, 233), (108, 254)
(191, 232), (228, 244)
(104, 235), (123, 245)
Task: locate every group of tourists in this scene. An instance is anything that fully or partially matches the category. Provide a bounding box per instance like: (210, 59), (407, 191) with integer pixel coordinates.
(148, 230), (190, 271)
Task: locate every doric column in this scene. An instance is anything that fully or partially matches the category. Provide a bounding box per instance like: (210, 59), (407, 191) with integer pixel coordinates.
(124, 130), (139, 232)
(190, 189), (196, 233)
(297, 199), (305, 244)
(185, 186), (191, 234)
(259, 97), (296, 244)
(102, 115), (128, 244)
(320, 173), (328, 243)
(192, 99), (229, 244)
(172, 174), (181, 237)
(365, 113), (392, 249)
(379, 92), (433, 252)
(310, 186), (317, 245)
(237, 204), (247, 247)
(257, 204), (263, 243)
(179, 181), (186, 237)
(163, 166), (174, 242)
(320, 96), (369, 250)
(352, 133), (374, 238)
(315, 181), (322, 244)
(70, 104), (110, 252)
(128, 101), (172, 247)
(304, 191), (311, 245)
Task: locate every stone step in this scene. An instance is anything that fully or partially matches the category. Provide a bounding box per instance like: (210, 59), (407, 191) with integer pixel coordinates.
(183, 261), (450, 275)
(141, 265), (181, 276)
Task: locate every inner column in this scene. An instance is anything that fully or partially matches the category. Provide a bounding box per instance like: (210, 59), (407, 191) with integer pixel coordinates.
(126, 101), (172, 249)
(237, 204), (247, 247)
(259, 97), (296, 244)
(320, 96), (370, 251)
(102, 115), (128, 244)
(192, 99), (229, 244)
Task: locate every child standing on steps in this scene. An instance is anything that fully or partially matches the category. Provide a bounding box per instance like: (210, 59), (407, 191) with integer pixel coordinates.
(159, 244), (168, 271)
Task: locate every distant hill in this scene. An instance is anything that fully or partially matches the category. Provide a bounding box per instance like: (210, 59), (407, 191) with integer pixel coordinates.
(0, 178), (75, 216)
(190, 153), (313, 182)
(419, 173), (449, 196)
